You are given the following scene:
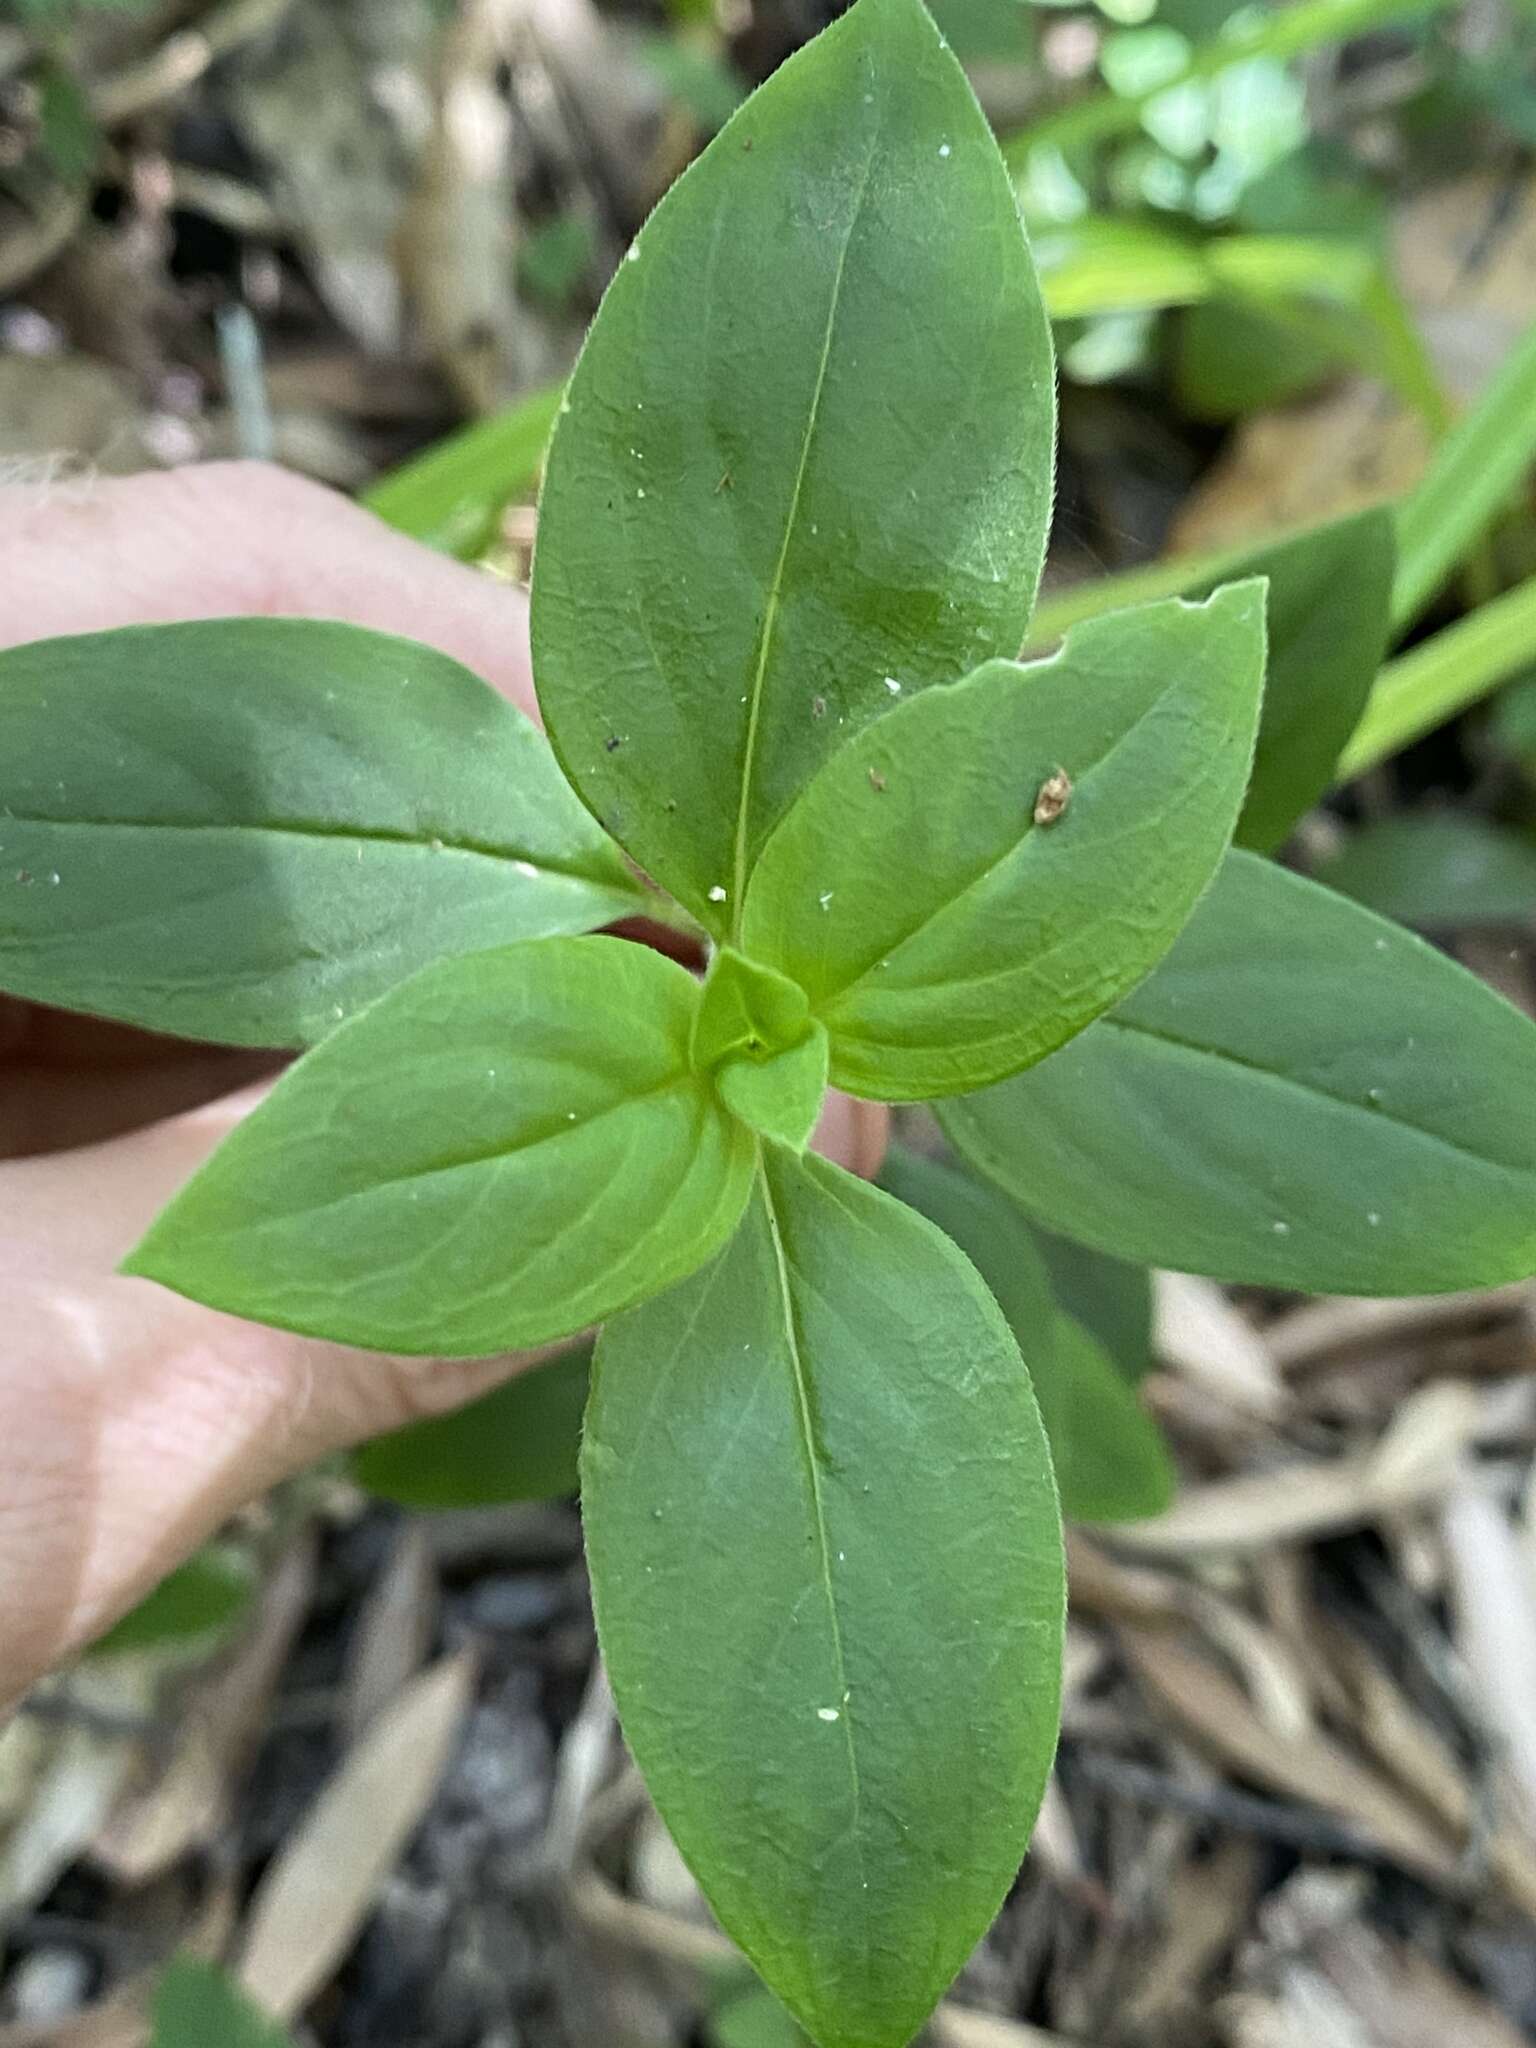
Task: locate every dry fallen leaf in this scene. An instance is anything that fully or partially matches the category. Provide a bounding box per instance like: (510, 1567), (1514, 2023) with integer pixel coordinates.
(1442, 1480), (1536, 1836)
(0, 1664), (156, 1917)
(93, 1532), (317, 1886)
(1266, 1288), (1533, 1373)
(1119, 1628), (1463, 1884)
(1121, 1837), (1260, 2032)
(340, 1521), (437, 1748)
(236, 1648), (476, 2023)
(1155, 1273), (1286, 1419)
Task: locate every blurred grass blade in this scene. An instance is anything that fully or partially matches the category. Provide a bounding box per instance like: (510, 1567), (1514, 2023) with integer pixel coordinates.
(1035, 217), (1212, 318)
(362, 381), (565, 557)
(1393, 317), (1536, 629)
(1340, 570), (1536, 777)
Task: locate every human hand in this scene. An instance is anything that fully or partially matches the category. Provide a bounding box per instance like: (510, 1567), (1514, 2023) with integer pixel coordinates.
(0, 462), (888, 1703)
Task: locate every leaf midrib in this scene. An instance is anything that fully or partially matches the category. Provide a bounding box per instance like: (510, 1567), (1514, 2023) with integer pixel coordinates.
(727, 133), (881, 930)
(237, 1070), (696, 1219)
(2, 810), (634, 894)
(759, 1159), (871, 1903)
(1104, 1010), (1535, 1182)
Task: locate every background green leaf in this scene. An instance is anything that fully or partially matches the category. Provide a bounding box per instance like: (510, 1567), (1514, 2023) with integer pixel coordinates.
(710, 1983), (812, 2048)
(941, 849), (1536, 1294)
(127, 937), (755, 1355)
(1030, 1224), (1155, 1383)
(1207, 507), (1395, 852)
(150, 1959), (293, 2048)
(584, 1150), (1064, 2048)
(1028, 507), (1394, 852)
(0, 620), (642, 1047)
(531, 0), (1055, 932)
(743, 585), (1266, 1101)
(91, 1543), (256, 1657)
(351, 1346), (591, 1508)
(1314, 814), (1536, 928)
(880, 1146), (1172, 1522)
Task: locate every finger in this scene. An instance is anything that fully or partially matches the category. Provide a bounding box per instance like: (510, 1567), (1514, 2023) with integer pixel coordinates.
(0, 1094), (555, 1698)
(0, 1080), (886, 1695)
(0, 462), (536, 717)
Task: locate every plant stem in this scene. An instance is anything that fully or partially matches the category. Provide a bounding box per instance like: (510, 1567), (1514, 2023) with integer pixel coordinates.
(1338, 570), (1536, 778)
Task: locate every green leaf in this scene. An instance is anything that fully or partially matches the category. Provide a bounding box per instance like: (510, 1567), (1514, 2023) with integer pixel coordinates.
(1176, 293), (1343, 418)
(715, 1026), (830, 1153)
(1029, 1224), (1154, 1383)
(351, 1346), (591, 1507)
(1002, 0), (1455, 161)
(151, 1959), (293, 2048)
(92, 1543), (255, 1657)
(362, 381), (566, 558)
(941, 849), (1536, 1294)
(1045, 1313), (1174, 1522)
(584, 1150), (1064, 2048)
(1027, 509), (1394, 854)
(879, 1146), (1172, 1522)
(742, 585), (1267, 1102)
(712, 1983), (813, 2048)
(531, 0), (1056, 933)
(126, 937), (756, 1355)
(693, 948), (813, 1068)
(1206, 508), (1395, 852)
(1315, 814), (1536, 929)
(1494, 675), (1536, 774)
(693, 948), (828, 1151)
(1035, 214), (1213, 317)
(0, 621), (642, 1048)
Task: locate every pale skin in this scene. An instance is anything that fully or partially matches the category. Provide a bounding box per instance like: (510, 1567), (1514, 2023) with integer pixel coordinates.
(0, 462), (888, 1706)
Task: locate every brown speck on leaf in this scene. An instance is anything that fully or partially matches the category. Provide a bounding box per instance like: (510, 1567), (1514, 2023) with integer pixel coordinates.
(868, 767), (887, 793)
(1033, 769), (1072, 827)
(15, 869), (32, 885)
(604, 735), (623, 752)
(715, 471), (734, 493)
(811, 696), (827, 720)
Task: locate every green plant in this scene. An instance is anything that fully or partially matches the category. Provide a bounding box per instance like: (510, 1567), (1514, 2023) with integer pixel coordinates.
(149, 1958), (293, 2048)
(5, 3), (1536, 2043)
